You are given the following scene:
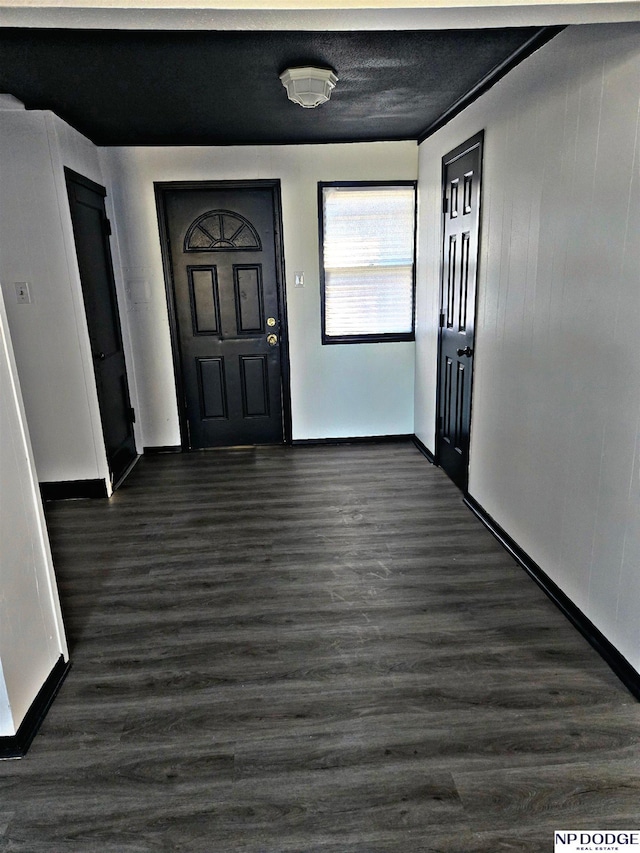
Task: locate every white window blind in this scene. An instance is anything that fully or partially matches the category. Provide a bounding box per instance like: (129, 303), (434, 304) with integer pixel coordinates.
(321, 185), (415, 340)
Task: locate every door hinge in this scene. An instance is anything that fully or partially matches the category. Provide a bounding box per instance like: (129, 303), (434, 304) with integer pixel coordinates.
(102, 217), (112, 236)
(129, 406), (136, 424)
(443, 196), (448, 214)
(439, 311), (445, 328)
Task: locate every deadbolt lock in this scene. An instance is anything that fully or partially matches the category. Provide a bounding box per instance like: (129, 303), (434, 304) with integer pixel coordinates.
(267, 334), (278, 346)
(267, 317), (277, 327)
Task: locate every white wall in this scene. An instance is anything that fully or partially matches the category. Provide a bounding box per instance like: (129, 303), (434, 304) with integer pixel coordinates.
(0, 288), (68, 736)
(0, 106), (128, 489)
(100, 142), (418, 445)
(416, 22), (640, 671)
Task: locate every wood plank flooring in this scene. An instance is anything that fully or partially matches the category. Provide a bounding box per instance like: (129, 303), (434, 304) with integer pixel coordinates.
(2, 442), (639, 852)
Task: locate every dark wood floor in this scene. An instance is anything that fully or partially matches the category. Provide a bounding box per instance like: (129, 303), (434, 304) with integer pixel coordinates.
(2, 442), (639, 852)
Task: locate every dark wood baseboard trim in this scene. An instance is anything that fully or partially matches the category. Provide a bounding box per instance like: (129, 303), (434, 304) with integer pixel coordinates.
(40, 479), (108, 501)
(143, 445), (182, 455)
(412, 435), (437, 464)
(112, 455), (141, 491)
(292, 435), (413, 447)
(0, 656), (71, 759)
(464, 494), (640, 702)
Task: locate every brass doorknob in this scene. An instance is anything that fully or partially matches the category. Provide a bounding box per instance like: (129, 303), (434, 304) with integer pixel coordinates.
(267, 334), (278, 346)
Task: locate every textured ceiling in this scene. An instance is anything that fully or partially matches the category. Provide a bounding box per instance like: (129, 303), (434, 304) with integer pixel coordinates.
(0, 27), (558, 145)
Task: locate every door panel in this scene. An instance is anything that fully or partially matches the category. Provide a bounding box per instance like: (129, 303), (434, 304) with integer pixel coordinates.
(189, 267), (220, 334)
(437, 133), (483, 491)
(65, 168), (137, 487)
(238, 356), (267, 417)
(234, 265), (264, 333)
(159, 184), (287, 449)
(198, 358), (227, 419)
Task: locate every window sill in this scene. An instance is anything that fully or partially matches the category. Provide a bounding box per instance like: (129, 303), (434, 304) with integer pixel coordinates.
(321, 332), (415, 345)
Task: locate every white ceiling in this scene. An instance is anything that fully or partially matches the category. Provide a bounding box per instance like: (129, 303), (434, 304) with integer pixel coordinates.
(0, 0), (639, 30)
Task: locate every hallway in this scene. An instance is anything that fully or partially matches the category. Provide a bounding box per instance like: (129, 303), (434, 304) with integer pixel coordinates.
(1, 442), (639, 852)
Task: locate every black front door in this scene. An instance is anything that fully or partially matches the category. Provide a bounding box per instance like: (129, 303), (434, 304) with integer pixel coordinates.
(65, 168), (137, 487)
(437, 132), (483, 492)
(157, 182), (288, 449)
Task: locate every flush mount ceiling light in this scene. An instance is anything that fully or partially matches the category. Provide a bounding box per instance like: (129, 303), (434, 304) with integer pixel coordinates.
(279, 66), (338, 109)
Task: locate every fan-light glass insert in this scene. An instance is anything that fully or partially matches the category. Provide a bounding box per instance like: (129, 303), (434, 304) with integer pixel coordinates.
(279, 66), (338, 108)
(322, 185), (415, 338)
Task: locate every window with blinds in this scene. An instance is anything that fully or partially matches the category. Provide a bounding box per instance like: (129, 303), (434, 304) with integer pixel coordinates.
(319, 182), (416, 344)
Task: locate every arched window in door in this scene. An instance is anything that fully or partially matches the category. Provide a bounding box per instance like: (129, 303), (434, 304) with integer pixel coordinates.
(184, 209), (262, 252)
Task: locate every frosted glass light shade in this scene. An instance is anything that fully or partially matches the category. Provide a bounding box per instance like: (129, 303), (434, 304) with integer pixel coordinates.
(279, 66), (338, 108)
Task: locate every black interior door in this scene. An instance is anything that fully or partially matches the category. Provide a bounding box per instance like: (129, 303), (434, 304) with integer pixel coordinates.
(437, 132), (483, 491)
(65, 168), (137, 487)
(158, 183), (287, 449)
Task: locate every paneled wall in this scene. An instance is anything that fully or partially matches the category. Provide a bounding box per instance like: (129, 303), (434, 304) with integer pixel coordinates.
(0, 107), (115, 487)
(0, 289), (67, 735)
(415, 23), (640, 671)
(100, 142), (418, 446)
